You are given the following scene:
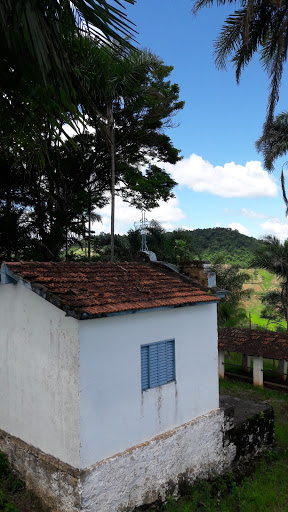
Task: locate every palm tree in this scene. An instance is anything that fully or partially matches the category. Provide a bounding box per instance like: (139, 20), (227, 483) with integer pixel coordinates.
(256, 112), (288, 211)
(192, 0), (288, 135)
(1, 0), (136, 88)
(213, 264), (251, 329)
(254, 235), (288, 331)
(0, 0), (136, 161)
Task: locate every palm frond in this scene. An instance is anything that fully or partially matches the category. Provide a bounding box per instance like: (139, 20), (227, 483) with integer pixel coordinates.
(193, 0), (288, 137)
(214, 10), (244, 71)
(281, 168), (288, 216)
(256, 111), (288, 171)
(192, 0), (233, 15)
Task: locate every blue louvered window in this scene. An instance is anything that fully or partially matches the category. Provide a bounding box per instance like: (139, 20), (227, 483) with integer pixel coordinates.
(141, 340), (175, 391)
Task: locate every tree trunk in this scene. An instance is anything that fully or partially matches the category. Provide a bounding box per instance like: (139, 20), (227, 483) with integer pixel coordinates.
(107, 102), (115, 263)
(6, 190), (12, 261)
(286, 280), (288, 332)
(88, 190), (91, 262)
(65, 227), (68, 261)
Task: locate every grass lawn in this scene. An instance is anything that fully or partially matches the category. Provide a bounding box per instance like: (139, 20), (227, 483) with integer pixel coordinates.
(153, 380), (288, 512)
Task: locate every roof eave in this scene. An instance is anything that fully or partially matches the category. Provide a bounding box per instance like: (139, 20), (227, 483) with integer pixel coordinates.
(80, 299), (219, 320)
(0, 262), (219, 321)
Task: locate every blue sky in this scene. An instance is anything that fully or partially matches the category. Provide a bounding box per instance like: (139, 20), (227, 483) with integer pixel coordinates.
(95, 0), (288, 241)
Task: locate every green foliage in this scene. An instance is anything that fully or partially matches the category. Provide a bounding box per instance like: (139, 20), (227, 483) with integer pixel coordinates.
(90, 226), (259, 265)
(0, 0), (136, 161)
(260, 290), (286, 328)
(0, 454), (20, 511)
(240, 268), (287, 331)
(174, 240), (193, 264)
(3, 504), (18, 512)
(256, 111), (288, 172)
(0, 451), (51, 511)
(253, 235), (288, 328)
(0, 455), (9, 478)
(0, 48), (183, 262)
(214, 264), (251, 328)
(192, 227), (262, 267)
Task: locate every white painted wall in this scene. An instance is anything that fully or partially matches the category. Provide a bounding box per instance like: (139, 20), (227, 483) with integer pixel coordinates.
(79, 303), (219, 468)
(0, 283), (80, 467)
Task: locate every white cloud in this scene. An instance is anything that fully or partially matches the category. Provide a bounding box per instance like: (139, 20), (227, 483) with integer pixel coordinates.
(61, 119), (96, 140)
(180, 225), (194, 231)
(241, 208), (267, 219)
(92, 195), (186, 235)
(164, 154), (277, 198)
(227, 223), (250, 236)
(225, 207), (267, 219)
(260, 219), (288, 241)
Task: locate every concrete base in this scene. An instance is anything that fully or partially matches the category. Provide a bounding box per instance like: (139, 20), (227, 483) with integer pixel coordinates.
(0, 411), (234, 512)
(0, 428), (80, 512)
(0, 400), (274, 512)
(81, 409), (235, 512)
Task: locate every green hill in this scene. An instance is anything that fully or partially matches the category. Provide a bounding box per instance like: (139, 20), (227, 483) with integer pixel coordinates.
(70, 227), (263, 267)
(191, 227), (263, 267)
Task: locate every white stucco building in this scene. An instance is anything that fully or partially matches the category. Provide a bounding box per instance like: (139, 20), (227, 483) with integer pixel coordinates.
(0, 261), (232, 512)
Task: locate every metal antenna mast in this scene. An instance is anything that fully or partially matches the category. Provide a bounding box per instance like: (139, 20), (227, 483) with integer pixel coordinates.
(134, 211), (152, 252)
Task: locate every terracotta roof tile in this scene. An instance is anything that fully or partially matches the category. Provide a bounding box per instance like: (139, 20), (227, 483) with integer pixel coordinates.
(4, 262), (219, 318)
(219, 327), (288, 360)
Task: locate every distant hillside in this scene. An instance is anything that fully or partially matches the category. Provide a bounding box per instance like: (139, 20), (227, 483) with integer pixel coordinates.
(191, 227), (263, 267)
(71, 227), (263, 267)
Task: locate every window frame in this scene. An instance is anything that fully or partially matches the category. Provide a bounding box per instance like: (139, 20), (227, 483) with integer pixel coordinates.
(141, 339), (176, 391)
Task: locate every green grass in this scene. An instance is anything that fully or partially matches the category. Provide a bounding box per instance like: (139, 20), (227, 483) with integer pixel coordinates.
(224, 352), (280, 375)
(257, 269), (274, 291)
(149, 380), (288, 512)
(241, 268), (287, 331)
(0, 453), (50, 512)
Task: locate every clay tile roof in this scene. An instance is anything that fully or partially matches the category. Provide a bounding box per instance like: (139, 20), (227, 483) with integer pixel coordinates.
(4, 261), (219, 319)
(218, 327), (288, 360)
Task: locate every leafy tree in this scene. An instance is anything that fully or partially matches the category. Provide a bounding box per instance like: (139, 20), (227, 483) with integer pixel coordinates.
(253, 235), (288, 330)
(1, 31), (184, 262)
(174, 240), (193, 264)
(0, 149), (35, 260)
(79, 41), (156, 261)
(81, 43), (183, 260)
(72, 227), (262, 266)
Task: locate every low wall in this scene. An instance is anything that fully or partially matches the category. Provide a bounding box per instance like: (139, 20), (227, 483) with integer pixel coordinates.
(220, 395), (274, 468)
(0, 428), (80, 512)
(80, 408), (235, 512)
